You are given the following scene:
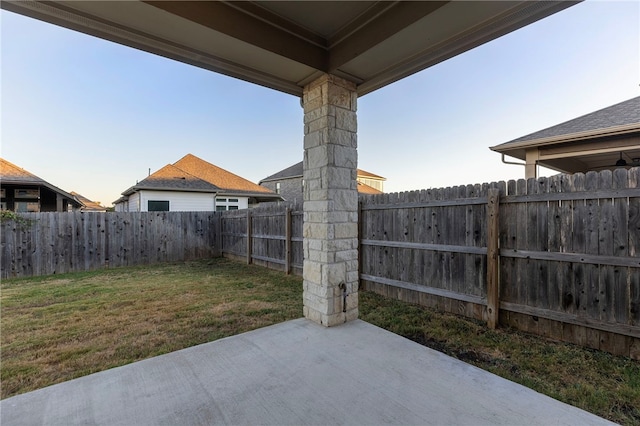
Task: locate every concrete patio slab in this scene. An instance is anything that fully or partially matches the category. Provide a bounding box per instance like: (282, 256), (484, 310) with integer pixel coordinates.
(1, 318), (612, 425)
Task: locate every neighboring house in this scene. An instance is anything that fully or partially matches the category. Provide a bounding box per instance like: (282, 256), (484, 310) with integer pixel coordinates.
(70, 192), (108, 212)
(491, 96), (640, 179)
(259, 161), (385, 204)
(114, 154), (281, 212)
(0, 158), (82, 212)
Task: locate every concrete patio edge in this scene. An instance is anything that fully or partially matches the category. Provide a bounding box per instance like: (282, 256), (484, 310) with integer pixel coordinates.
(1, 318), (614, 425)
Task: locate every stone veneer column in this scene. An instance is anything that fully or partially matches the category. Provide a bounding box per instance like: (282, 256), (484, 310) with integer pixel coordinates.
(302, 74), (359, 326)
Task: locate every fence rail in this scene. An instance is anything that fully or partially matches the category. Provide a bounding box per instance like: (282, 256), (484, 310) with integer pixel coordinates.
(218, 203), (303, 274)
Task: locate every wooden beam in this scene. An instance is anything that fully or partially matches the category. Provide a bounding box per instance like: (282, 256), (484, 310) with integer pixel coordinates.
(144, 1), (328, 71)
(328, 1), (449, 71)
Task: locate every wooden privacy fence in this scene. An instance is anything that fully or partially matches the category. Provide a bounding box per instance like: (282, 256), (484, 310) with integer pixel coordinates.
(0, 211), (218, 278)
(219, 168), (639, 357)
(2, 168), (638, 357)
(360, 168), (639, 358)
(219, 203), (303, 274)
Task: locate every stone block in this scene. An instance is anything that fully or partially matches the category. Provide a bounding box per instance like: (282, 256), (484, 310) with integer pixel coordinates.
(303, 260), (322, 283)
(336, 107), (357, 132)
(303, 222), (333, 240)
(304, 105), (330, 124)
(307, 189), (330, 202)
(305, 145), (330, 169)
(322, 262), (347, 286)
(303, 200), (330, 213)
(331, 145), (357, 169)
(347, 271), (359, 285)
(346, 258), (359, 270)
(323, 239), (353, 252)
(303, 131), (322, 149)
(332, 189), (358, 211)
(308, 248), (334, 263)
(345, 306), (359, 322)
(323, 312), (347, 327)
(327, 128), (357, 148)
(326, 81), (355, 110)
(307, 115), (336, 134)
(304, 280), (331, 298)
(321, 167), (353, 190)
(303, 96), (324, 114)
(335, 248), (358, 263)
(334, 223), (357, 240)
(346, 281), (359, 294)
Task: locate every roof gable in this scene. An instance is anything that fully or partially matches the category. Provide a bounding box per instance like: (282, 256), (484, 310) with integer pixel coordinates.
(173, 154), (274, 195)
(131, 163), (219, 193)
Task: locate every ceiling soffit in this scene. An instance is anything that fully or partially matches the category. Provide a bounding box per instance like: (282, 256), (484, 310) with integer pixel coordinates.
(2, 1), (578, 96)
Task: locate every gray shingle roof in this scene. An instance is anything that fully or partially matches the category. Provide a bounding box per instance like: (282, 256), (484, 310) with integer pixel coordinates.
(495, 96), (640, 148)
(261, 162), (304, 182)
(122, 164), (219, 195)
(260, 161), (386, 183)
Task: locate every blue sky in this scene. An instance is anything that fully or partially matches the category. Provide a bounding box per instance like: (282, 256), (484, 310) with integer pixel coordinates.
(1, 1), (639, 206)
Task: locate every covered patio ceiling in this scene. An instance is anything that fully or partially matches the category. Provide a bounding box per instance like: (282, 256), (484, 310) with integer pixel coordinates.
(2, 1), (577, 97)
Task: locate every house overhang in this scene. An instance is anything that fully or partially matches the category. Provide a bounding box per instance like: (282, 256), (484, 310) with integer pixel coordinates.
(218, 191), (284, 203)
(1, 1), (578, 97)
(491, 124), (640, 173)
(122, 186), (219, 196)
(1, 178), (83, 207)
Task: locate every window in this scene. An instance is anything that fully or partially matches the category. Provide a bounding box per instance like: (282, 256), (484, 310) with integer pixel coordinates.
(0, 188), (5, 198)
(15, 188), (39, 199)
(275, 182), (281, 194)
(216, 197), (241, 211)
(148, 200), (169, 211)
(15, 201), (39, 212)
(0, 202), (6, 210)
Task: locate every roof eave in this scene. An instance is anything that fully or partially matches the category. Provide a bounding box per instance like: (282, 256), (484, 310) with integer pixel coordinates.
(490, 123), (640, 155)
(126, 186), (219, 194)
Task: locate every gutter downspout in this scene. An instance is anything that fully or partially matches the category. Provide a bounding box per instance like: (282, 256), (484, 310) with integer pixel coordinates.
(500, 153), (526, 167)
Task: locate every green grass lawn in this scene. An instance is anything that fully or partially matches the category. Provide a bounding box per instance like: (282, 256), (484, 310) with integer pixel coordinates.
(1, 258), (638, 424)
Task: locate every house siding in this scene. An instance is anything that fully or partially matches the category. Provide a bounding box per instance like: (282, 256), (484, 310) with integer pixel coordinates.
(129, 192), (141, 212)
(135, 190), (216, 212)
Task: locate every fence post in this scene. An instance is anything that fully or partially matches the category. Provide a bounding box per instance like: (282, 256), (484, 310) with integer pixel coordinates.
(486, 188), (500, 329)
(358, 201), (363, 289)
(246, 210), (252, 265)
(285, 207), (292, 275)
